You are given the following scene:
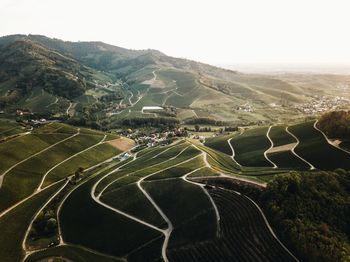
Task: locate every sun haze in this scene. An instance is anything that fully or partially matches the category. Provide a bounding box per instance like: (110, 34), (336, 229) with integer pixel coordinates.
(1, 0), (350, 65)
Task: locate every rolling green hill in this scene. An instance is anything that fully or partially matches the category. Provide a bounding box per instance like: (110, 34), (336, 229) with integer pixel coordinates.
(2, 34), (348, 127)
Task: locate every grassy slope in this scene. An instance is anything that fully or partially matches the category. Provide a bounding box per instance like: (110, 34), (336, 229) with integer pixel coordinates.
(289, 121), (350, 170)
(44, 142), (121, 186)
(204, 133), (235, 155)
(100, 183), (166, 228)
(0, 121), (25, 140)
(0, 133), (69, 174)
(95, 143), (191, 192)
(187, 167), (220, 177)
(269, 126), (296, 147)
(0, 133), (104, 212)
(143, 179), (216, 248)
(268, 151), (310, 169)
(25, 245), (124, 262)
(267, 125), (309, 169)
(229, 127), (273, 167)
(0, 182), (63, 262)
(145, 155), (205, 181)
(197, 144), (240, 173)
(169, 188), (295, 262)
(60, 175), (162, 257)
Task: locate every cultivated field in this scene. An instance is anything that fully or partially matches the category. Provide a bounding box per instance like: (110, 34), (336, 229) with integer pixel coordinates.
(2, 118), (345, 261)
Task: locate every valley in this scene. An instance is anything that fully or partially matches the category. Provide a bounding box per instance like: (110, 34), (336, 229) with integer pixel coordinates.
(0, 35), (350, 262)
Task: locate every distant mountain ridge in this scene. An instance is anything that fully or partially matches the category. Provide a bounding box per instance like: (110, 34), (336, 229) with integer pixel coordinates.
(1, 34), (349, 126)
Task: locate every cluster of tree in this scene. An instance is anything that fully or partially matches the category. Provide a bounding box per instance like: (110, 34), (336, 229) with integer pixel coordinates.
(194, 125), (212, 132)
(318, 111), (350, 138)
(99, 92), (123, 102)
(30, 209), (57, 239)
(0, 89), (23, 108)
(121, 117), (180, 128)
(185, 117), (229, 126)
(260, 170), (350, 261)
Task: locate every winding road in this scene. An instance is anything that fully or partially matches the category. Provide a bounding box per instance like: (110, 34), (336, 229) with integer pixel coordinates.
(285, 127), (315, 170)
(37, 134), (106, 191)
(0, 128), (80, 189)
(264, 126), (278, 168)
(314, 120), (350, 155)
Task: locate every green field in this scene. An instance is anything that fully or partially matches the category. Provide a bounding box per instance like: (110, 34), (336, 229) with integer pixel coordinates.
(0, 120), (25, 140)
(204, 133), (235, 155)
(269, 125), (296, 147)
(289, 121), (350, 170)
(44, 142), (121, 186)
(100, 183), (166, 228)
(0, 182), (64, 262)
(143, 179), (217, 248)
(267, 151), (310, 169)
(60, 175), (162, 257)
(229, 127), (273, 167)
(187, 167), (220, 177)
(0, 132), (106, 212)
(145, 155), (205, 181)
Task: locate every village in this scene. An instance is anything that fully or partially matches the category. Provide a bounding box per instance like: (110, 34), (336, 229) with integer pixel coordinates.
(296, 95), (350, 115)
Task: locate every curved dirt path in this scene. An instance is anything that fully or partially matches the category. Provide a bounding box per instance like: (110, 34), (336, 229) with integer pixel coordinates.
(190, 140), (267, 188)
(22, 180), (69, 260)
(285, 127), (315, 170)
(227, 137), (243, 167)
(66, 102), (73, 115)
(46, 97), (59, 108)
(244, 194), (299, 261)
(0, 178), (66, 219)
(0, 128), (80, 189)
(182, 162), (221, 237)
(264, 126), (278, 168)
(136, 153), (200, 262)
(95, 145), (196, 262)
(37, 134), (107, 191)
(314, 120), (350, 155)
(227, 128), (246, 167)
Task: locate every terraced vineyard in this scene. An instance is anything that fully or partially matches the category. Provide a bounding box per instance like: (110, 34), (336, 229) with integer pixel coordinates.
(288, 121), (350, 170)
(169, 188), (296, 262)
(266, 126), (310, 169)
(229, 127), (274, 167)
(2, 118), (350, 261)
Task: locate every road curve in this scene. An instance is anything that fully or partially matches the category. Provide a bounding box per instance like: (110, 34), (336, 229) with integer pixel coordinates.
(264, 126), (278, 168)
(136, 153), (200, 262)
(285, 126), (315, 170)
(37, 134), (106, 191)
(227, 131), (244, 167)
(0, 128), (80, 189)
(22, 180), (69, 260)
(244, 194), (299, 261)
(182, 162), (221, 237)
(314, 120), (350, 155)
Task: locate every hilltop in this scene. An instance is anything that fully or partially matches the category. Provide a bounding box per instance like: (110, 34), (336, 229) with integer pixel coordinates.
(1, 34), (350, 128)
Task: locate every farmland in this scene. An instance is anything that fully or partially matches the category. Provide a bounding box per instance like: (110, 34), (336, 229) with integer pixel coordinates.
(229, 127), (274, 167)
(288, 121), (350, 170)
(1, 117), (350, 261)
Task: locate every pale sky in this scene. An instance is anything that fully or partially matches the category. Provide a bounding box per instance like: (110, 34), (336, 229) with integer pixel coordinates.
(1, 0), (350, 66)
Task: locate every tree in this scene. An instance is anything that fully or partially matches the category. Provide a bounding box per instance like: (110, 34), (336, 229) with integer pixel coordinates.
(195, 125), (200, 132)
(74, 167), (85, 180)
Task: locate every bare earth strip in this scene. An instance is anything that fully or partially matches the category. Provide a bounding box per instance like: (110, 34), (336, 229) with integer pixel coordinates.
(314, 120), (350, 155)
(267, 143), (297, 153)
(107, 137), (135, 152)
(285, 126), (315, 170)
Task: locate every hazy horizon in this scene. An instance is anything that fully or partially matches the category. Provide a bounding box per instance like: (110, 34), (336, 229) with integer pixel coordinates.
(1, 0), (350, 67)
